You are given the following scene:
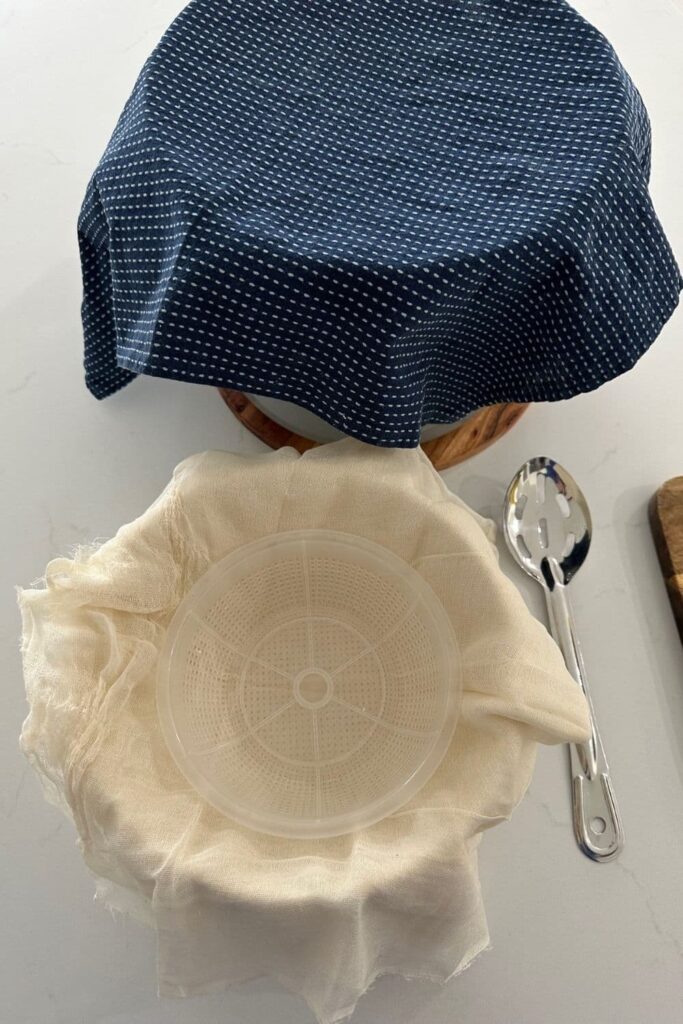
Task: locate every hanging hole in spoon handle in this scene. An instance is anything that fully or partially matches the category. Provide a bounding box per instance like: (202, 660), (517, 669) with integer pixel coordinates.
(544, 583), (624, 863)
(570, 749), (624, 862)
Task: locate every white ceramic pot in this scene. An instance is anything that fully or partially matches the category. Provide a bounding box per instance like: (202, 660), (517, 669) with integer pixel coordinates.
(247, 395), (466, 444)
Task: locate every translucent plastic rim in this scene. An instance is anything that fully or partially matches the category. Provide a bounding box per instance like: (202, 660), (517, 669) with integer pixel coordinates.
(157, 529), (462, 839)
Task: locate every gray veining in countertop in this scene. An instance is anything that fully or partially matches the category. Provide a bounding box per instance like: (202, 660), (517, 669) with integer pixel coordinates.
(1, 1), (683, 1021)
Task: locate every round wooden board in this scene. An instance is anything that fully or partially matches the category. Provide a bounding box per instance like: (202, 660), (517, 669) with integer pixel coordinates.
(219, 389), (528, 471)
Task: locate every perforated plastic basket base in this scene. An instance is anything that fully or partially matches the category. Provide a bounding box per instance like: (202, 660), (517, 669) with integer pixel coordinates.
(157, 530), (461, 838)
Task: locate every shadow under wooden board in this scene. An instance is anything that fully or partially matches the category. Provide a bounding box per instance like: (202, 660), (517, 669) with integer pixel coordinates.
(219, 389), (529, 471)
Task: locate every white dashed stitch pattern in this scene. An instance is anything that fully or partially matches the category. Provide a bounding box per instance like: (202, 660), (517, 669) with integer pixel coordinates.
(78, 0), (681, 447)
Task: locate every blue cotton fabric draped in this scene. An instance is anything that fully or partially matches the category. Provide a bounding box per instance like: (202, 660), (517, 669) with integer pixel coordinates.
(78, 0), (681, 447)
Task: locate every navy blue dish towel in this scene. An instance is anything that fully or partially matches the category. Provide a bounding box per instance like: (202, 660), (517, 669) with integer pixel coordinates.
(79, 0), (681, 447)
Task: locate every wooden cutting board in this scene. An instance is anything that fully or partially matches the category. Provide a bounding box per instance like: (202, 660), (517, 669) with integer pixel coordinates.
(650, 477), (683, 644)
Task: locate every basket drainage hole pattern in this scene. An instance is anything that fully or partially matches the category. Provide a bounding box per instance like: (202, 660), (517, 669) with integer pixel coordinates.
(157, 530), (461, 839)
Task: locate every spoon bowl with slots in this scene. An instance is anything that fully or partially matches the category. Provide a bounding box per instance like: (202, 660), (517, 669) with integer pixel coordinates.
(503, 456), (592, 589)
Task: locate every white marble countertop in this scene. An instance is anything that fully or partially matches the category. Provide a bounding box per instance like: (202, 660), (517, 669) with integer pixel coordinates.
(2, 1), (683, 1021)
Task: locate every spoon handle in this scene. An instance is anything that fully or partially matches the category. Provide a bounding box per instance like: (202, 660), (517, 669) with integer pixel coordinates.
(544, 584), (624, 862)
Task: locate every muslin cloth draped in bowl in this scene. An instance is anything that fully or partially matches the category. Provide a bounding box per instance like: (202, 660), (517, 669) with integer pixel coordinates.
(19, 440), (589, 1022)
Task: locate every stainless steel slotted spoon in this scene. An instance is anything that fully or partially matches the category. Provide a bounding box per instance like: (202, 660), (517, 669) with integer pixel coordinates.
(503, 457), (624, 862)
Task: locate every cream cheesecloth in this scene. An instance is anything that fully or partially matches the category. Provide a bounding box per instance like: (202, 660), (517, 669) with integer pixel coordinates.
(19, 440), (590, 1023)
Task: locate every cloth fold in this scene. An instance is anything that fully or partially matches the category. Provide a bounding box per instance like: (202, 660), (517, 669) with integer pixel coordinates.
(79, 0), (681, 446)
(20, 441), (589, 1022)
